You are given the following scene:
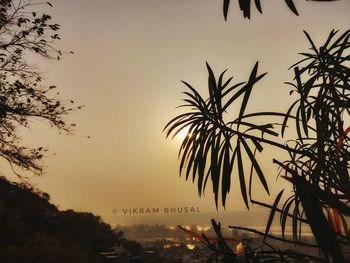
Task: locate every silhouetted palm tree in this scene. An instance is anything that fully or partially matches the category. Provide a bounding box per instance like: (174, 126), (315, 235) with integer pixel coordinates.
(165, 29), (350, 262)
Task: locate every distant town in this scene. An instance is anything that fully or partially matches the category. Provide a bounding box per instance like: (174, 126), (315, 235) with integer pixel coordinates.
(97, 224), (318, 262)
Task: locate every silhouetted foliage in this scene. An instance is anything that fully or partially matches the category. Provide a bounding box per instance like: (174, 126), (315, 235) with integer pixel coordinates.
(0, 0), (78, 178)
(164, 61), (270, 209)
(222, 0), (339, 20)
(121, 239), (145, 257)
(165, 29), (350, 262)
(0, 176), (119, 262)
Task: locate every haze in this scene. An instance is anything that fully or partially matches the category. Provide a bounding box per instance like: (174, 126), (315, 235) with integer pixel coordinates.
(6, 0), (349, 226)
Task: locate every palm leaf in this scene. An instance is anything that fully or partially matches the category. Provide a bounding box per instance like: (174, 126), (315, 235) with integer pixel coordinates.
(285, 0), (299, 16)
(264, 190), (284, 242)
(223, 0), (230, 20)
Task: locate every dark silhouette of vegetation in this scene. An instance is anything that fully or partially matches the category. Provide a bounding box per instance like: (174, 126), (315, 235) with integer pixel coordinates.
(120, 239), (145, 258)
(222, 0), (339, 20)
(0, 176), (120, 262)
(0, 176), (147, 262)
(0, 0), (79, 178)
(116, 224), (183, 240)
(165, 29), (350, 262)
(0, 3), (145, 262)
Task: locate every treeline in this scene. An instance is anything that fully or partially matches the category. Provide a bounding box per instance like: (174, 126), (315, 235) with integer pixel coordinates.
(116, 224), (185, 240)
(115, 224), (235, 240)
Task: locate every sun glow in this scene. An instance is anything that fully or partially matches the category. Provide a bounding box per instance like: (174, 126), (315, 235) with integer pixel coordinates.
(176, 128), (192, 142)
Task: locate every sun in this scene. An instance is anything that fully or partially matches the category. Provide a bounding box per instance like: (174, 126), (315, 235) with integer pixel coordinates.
(177, 127), (192, 142)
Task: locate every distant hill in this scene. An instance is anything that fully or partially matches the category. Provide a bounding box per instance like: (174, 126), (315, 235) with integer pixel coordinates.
(0, 176), (117, 262)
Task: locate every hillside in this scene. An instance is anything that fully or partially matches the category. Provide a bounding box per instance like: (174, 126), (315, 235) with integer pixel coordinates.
(0, 176), (117, 262)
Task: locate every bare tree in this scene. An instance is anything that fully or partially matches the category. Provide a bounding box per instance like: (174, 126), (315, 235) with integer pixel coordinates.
(0, 0), (78, 178)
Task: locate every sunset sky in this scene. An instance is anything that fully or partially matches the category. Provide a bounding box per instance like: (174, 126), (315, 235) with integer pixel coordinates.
(7, 0), (350, 226)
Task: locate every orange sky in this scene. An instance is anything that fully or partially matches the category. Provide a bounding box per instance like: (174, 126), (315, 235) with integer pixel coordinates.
(5, 0), (350, 226)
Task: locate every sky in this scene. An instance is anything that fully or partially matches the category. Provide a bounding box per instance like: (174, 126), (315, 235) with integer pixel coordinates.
(6, 0), (350, 226)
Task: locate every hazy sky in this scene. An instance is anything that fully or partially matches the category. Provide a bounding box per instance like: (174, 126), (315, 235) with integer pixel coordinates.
(7, 0), (350, 226)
